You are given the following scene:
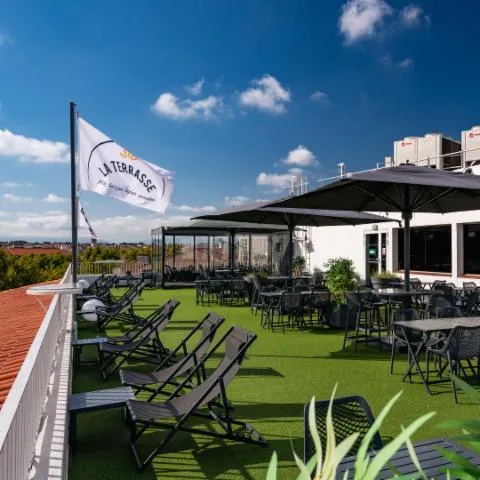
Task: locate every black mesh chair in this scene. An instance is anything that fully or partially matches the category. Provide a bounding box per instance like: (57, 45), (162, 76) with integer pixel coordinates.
(304, 290), (331, 327)
(303, 395), (383, 464)
(390, 309), (422, 375)
(462, 291), (479, 317)
(426, 326), (480, 402)
(421, 293), (452, 319)
(270, 292), (303, 332)
(343, 292), (383, 352)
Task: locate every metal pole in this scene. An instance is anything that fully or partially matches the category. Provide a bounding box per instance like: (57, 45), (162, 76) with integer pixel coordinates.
(193, 235), (196, 271)
(248, 234), (252, 270)
(69, 102), (77, 283)
(172, 235), (176, 269)
(289, 225), (294, 279)
(207, 236), (210, 271)
(403, 185), (412, 293)
(161, 227), (166, 289)
(230, 231), (236, 271)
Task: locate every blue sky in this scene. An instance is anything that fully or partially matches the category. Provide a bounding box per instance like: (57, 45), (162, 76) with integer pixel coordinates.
(0, 0), (479, 241)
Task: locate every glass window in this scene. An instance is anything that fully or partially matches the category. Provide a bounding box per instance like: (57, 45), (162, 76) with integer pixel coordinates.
(397, 225), (451, 273)
(464, 224), (480, 274)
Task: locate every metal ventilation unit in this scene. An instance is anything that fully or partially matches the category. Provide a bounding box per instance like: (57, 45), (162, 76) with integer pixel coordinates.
(393, 133), (461, 170)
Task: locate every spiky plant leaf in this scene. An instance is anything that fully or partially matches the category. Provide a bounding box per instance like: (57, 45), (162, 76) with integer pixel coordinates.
(292, 449), (311, 480)
(403, 429), (427, 480)
(354, 391), (403, 478)
(308, 396), (323, 477)
(438, 447), (480, 479)
(266, 452), (277, 480)
(360, 411), (436, 480)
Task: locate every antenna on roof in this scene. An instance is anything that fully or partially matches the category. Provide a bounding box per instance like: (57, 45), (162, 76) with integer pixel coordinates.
(337, 162), (346, 178)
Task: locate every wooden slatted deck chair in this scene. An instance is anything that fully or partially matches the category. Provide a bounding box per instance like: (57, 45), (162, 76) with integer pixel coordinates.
(96, 282), (145, 330)
(99, 300), (180, 380)
(120, 312), (225, 400)
(126, 326), (267, 472)
(73, 300), (177, 369)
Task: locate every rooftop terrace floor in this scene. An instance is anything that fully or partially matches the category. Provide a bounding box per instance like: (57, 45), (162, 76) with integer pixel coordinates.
(70, 288), (480, 480)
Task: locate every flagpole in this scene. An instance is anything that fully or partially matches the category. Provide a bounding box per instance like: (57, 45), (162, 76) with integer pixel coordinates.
(69, 101), (78, 283)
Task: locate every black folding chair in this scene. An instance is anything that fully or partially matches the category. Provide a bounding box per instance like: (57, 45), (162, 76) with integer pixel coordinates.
(99, 300), (180, 380)
(96, 282), (145, 330)
(120, 312), (225, 400)
(303, 395), (383, 464)
(127, 326), (267, 471)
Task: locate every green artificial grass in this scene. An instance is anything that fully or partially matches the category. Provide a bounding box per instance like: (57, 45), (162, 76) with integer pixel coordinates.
(70, 288), (479, 480)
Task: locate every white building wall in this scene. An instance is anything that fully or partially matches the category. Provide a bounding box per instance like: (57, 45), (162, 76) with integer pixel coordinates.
(308, 209), (480, 286)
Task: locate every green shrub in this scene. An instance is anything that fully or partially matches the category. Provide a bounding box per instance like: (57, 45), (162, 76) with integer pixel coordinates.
(324, 258), (360, 303)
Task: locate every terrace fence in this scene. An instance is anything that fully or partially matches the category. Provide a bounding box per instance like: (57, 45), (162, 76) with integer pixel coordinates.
(0, 264), (74, 479)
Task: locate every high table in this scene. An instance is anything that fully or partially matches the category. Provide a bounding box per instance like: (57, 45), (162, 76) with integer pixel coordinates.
(337, 438), (480, 479)
(394, 316), (480, 394)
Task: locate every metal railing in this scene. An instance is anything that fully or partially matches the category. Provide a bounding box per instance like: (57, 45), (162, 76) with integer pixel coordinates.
(0, 264), (73, 479)
(77, 261), (151, 276)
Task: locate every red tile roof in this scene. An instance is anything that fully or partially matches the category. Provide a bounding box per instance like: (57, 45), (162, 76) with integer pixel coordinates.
(0, 284), (56, 408)
(2, 247), (69, 256)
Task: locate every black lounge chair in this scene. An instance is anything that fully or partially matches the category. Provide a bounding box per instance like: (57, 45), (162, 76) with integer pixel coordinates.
(73, 300), (178, 369)
(96, 282), (145, 330)
(303, 395), (383, 464)
(120, 312), (225, 400)
(99, 300), (180, 380)
(126, 326), (267, 471)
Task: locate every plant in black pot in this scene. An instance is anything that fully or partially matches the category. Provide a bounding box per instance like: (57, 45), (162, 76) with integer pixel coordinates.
(324, 257), (360, 328)
(292, 255), (306, 277)
(371, 271), (401, 289)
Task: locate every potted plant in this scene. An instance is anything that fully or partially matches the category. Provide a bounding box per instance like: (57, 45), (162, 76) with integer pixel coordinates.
(292, 256), (306, 276)
(323, 257), (360, 328)
(371, 271), (401, 289)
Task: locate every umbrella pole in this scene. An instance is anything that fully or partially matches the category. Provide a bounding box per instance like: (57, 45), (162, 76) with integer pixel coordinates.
(403, 185), (412, 313)
(289, 225), (294, 280)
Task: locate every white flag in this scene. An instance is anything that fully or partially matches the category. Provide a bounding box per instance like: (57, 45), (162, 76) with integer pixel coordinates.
(77, 118), (173, 213)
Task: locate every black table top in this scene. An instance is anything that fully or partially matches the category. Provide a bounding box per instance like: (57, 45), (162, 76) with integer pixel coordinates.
(337, 438), (480, 479)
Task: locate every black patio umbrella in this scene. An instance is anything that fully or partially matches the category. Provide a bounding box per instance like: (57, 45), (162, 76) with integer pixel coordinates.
(269, 164), (480, 288)
(194, 204), (391, 277)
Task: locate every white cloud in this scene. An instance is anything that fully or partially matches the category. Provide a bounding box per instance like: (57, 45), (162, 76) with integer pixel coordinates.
(239, 75), (290, 114)
(0, 129), (69, 163)
(185, 79), (205, 96)
(42, 193), (68, 203)
(224, 196), (250, 207)
(172, 204), (217, 213)
(256, 172), (292, 191)
(0, 181), (31, 188)
(287, 167), (304, 176)
(0, 210), (192, 242)
(0, 34), (11, 46)
(310, 91), (330, 103)
(400, 5), (423, 26)
(151, 93), (223, 121)
(339, 0), (393, 43)
(255, 198), (269, 203)
(397, 57), (413, 69)
(3, 193), (33, 203)
(282, 145), (317, 167)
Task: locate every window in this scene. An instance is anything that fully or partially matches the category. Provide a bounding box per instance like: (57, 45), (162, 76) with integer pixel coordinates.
(464, 224), (480, 274)
(397, 225), (451, 273)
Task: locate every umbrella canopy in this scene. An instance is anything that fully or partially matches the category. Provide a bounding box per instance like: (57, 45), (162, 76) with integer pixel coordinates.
(269, 164), (480, 288)
(156, 219), (288, 236)
(195, 204), (391, 277)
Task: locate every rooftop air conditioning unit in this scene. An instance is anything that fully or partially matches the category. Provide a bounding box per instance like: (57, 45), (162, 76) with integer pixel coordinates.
(393, 133), (461, 170)
(462, 125), (480, 167)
